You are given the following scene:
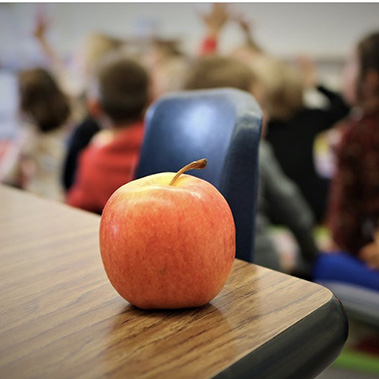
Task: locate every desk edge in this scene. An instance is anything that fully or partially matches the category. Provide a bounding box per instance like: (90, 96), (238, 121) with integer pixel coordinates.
(214, 293), (349, 379)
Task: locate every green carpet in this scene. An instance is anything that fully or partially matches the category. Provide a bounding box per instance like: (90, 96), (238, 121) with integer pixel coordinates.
(334, 350), (379, 375)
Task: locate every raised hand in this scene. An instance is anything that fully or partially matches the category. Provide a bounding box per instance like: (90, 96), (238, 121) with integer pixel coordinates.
(231, 12), (263, 53)
(197, 3), (230, 38)
(296, 54), (318, 89)
(233, 12), (253, 36)
(32, 13), (49, 41)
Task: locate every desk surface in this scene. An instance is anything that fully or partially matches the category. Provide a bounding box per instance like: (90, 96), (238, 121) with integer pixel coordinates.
(0, 185), (347, 378)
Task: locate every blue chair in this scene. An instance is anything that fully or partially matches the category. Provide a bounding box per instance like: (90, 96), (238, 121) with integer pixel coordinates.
(136, 88), (262, 262)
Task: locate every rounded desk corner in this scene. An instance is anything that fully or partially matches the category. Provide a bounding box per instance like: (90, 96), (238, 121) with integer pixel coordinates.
(214, 284), (349, 379)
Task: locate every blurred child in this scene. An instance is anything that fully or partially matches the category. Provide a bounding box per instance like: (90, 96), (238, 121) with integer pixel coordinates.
(0, 68), (71, 201)
(145, 37), (189, 101)
(184, 55), (319, 274)
(313, 32), (379, 292)
(32, 16), (125, 191)
(66, 53), (150, 214)
(195, 4), (350, 223)
(60, 33), (124, 191)
(326, 32), (379, 276)
(251, 55), (350, 223)
(33, 15), (123, 103)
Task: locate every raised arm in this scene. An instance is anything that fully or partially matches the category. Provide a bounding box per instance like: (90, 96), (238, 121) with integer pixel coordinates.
(32, 15), (63, 69)
(296, 54), (350, 129)
(196, 3), (230, 55)
(232, 13), (263, 54)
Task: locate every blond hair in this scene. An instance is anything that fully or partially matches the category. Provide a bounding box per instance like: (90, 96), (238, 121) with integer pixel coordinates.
(249, 56), (303, 120)
(184, 55), (256, 93)
(82, 32), (123, 76)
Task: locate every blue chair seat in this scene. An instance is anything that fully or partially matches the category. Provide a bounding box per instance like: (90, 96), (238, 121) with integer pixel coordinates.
(313, 252), (379, 327)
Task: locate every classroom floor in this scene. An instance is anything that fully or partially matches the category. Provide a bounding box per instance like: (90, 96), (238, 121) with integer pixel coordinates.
(317, 367), (378, 379)
(317, 318), (379, 378)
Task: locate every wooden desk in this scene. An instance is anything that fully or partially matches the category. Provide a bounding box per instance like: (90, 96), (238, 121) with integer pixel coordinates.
(0, 185), (347, 378)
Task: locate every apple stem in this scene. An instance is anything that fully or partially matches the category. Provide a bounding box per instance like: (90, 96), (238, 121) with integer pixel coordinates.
(169, 158), (207, 186)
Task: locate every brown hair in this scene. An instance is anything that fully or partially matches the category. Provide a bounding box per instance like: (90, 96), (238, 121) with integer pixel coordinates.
(97, 53), (149, 124)
(357, 31), (379, 96)
(184, 55), (256, 93)
(18, 68), (70, 133)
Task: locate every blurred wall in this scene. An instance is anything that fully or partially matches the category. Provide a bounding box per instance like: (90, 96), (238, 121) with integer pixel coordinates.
(1, 3), (379, 67)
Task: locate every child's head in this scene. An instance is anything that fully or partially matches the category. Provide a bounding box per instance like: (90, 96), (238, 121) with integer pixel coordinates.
(18, 68), (71, 133)
(93, 52), (150, 127)
(248, 56), (304, 121)
(184, 55), (255, 93)
(145, 38), (188, 101)
(343, 31), (379, 108)
(81, 32), (123, 78)
(183, 55), (273, 136)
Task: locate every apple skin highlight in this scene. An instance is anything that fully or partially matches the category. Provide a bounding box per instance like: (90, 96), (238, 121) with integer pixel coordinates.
(99, 170), (236, 310)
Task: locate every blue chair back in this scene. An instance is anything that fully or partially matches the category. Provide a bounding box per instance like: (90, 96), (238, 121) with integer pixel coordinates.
(136, 88), (262, 262)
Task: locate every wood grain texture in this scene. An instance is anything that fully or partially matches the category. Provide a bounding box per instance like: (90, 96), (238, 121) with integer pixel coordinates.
(0, 185), (337, 378)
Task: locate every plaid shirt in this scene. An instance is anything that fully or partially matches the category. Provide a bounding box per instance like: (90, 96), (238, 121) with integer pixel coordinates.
(328, 111), (379, 254)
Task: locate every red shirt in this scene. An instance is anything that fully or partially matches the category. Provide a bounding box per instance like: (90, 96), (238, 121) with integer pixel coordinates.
(200, 36), (218, 56)
(328, 112), (379, 254)
(67, 121), (145, 213)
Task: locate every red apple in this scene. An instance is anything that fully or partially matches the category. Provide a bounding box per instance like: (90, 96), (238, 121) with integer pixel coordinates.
(99, 159), (235, 309)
